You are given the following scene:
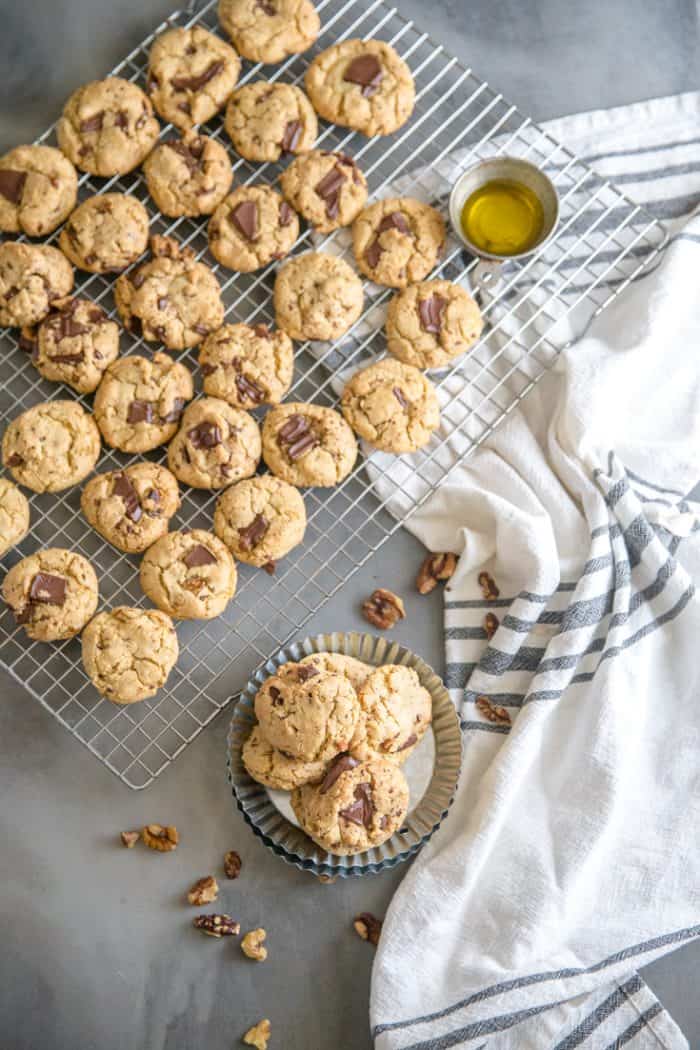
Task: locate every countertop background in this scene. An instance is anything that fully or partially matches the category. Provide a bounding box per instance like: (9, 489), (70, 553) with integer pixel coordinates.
(1, 2), (698, 1049)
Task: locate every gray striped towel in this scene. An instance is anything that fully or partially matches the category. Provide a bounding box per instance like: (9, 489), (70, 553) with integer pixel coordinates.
(370, 92), (700, 1049)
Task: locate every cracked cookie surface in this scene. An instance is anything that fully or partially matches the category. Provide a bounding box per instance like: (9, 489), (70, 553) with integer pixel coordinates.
(0, 242), (74, 328)
(274, 251), (363, 341)
(224, 81), (317, 164)
(199, 322), (293, 409)
(30, 297), (119, 394)
(167, 396), (261, 489)
(280, 149), (367, 233)
(242, 724), (326, 791)
(147, 26), (240, 130)
(81, 606), (179, 704)
(218, 0), (320, 64)
(291, 754), (409, 855)
(0, 478), (30, 558)
(0, 145), (78, 237)
(254, 663), (360, 762)
(386, 279), (483, 369)
(351, 664), (432, 762)
(297, 652), (372, 693)
(262, 402), (357, 487)
(81, 462), (180, 554)
(93, 352), (194, 453)
(115, 234), (224, 350)
(214, 474), (306, 567)
(208, 186), (299, 272)
(144, 133), (233, 217)
(140, 528), (237, 620)
(2, 547), (98, 641)
(59, 193), (150, 274)
(57, 77), (160, 177)
(341, 358), (440, 453)
(352, 197), (445, 288)
(305, 39), (415, 137)
(2, 400), (101, 493)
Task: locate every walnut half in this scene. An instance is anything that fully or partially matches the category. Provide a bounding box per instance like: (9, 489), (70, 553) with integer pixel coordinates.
(187, 875), (219, 906)
(243, 1019), (271, 1050)
(362, 588), (405, 629)
(142, 824), (179, 852)
(416, 552), (457, 594)
(353, 912), (382, 945)
(241, 928), (267, 961)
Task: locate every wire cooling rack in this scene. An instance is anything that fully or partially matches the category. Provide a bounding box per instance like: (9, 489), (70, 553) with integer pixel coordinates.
(0, 0), (667, 788)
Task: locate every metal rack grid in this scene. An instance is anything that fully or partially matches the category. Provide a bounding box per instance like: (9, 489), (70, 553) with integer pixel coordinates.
(0, 0), (667, 788)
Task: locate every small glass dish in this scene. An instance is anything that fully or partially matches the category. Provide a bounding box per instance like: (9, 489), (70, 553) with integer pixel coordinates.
(227, 631), (463, 879)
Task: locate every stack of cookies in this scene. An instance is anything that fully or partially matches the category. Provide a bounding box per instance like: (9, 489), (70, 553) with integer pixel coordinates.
(0, 0), (484, 707)
(243, 653), (433, 855)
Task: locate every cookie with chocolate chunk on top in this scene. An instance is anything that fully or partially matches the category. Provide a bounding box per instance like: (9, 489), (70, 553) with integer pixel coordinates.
(280, 150), (368, 233)
(208, 186), (299, 272)
(199, 322), (293, 409)
(0, 145), (77, 237)
(81, 463), (180, 554)
(2, 548), (98, 641)
(218, 0), (320, 65)
(224, 81), (317, 164)
(30, 297), (119, 394)
(144, 133), (233, 218)
(147, 25), (240, 130)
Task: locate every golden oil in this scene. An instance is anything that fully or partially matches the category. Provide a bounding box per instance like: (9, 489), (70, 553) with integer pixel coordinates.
(461, 178), (545, 256)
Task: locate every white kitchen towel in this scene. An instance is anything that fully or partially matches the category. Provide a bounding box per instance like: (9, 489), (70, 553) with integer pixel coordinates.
(370, 92), (700, 1049)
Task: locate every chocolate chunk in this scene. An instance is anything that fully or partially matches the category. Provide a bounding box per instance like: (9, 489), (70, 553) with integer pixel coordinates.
(188, 420), (222, 449)
(393, 386), (409, 409)
(112, 471), (142, 523)
(395, 732), (417, 752)
(88, 306), (107, 323)
(131, 270), (146, 290)
(343, 54), (383, 97)
(263, 560), (276, 574)
(281, 120), (302, 153)
(277, 413), (319, 461)
(364, 238), (383, 269)
(29, 572), (66, 606)
(47, 350), (85, 366)
(339, 782), (374, 827)
(269, 685), (282, 705)
(80, 112), (104, 133)
(48, 314), (91, 340)
(315, 165), (346, 219)
(193, 324), (210, 336)
(114, 110), (129, 130)
(296, 664), (319, 682)
(336, 152), (363, 185)
(236, 373), (265, 404)
(160, 398), (186, 424)
(178, 100), (191, 115)
(319, 752), (359, 794)
(18, 330), (37, 354)
(0, 169), (27, 205)
(127, 399), (155, 424)
(279, 201), (294, 227)
(6, 452), (23, 467)
(237, 513), (269, 552)
(256, 0), (276, 12)
(171, 60), (225, 93)
(157, 296), (169, 311)
(183, 544), (217, 568)
(365, 211), (411, 268)
(417, 294), (447, 335)
(200, 362), (217, 377)
(165, 139), (203, 173)
(229, 200), (258, 241)
(253, 324), (270, 339)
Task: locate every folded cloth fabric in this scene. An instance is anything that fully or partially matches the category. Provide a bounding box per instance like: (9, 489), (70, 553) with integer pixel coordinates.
(370, 92), (700, 1049)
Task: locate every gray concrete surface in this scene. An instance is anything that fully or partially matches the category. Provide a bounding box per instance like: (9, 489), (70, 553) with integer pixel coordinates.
(1, 2), (699, 1048)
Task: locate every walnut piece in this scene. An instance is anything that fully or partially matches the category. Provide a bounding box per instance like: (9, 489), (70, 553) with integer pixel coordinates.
(478, 571), (500, 600)
(241, 927), (267, 961)
(476, 695), (511, 726)
(120, 830), (140, 849)
(142, 824), (179, 852)
(484, 612), (499, 640)
(224, 849), (242, 879)
(193, 913), (240, 937)
(318, 874), (337, 885)
(362, 588), (405, 629)
(416, 552), (457, 594)
(353, 912), (382, 945)
(243, 1019), (271, 1050)
(187, 875), (219, 906)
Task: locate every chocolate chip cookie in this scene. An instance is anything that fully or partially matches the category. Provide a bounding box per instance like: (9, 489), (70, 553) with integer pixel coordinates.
(199, 322), (294, 409)
(386, 279), (483, 369)
(114, 235), (224, 350)
(3, 548), (98, 641)
(341, 358), (440, 453)
(29, 297), (119, 394)
(93, 352), (193, 453)
(242, 725), (326, 791)
(305, 39), (415, 137)
(2, 400), (101, 493)
(224, 81), (317, 163)
(273, 252), (363, 341)
(0, 478), (30, 558)
(291, 754), (409, 855)
(214, 474), (306, 568)
(280, 150), (367, 233)
(262, 402), (357, 487)
(208, 186), (299, 272)
(57, 77), (160, 177)
(0, 145), (78, 237)
(143, 133), (233, 217)
(0, 242), (74, 328)
(254, 663), (360, 762)
(82, 606), (179, 704)
(353, 197), (445, 288)
(81, 463), (180, 554)
(218, 0), (320, 64)
(147, 26), (240, 130)
(140, 528), (237, 620)
(352, 664), (432, 762)
(167, 396), (261, 489)
(59, 193), (150, 274)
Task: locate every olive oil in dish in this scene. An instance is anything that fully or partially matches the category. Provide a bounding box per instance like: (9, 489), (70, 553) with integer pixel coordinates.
(460, 178), (545, 256)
